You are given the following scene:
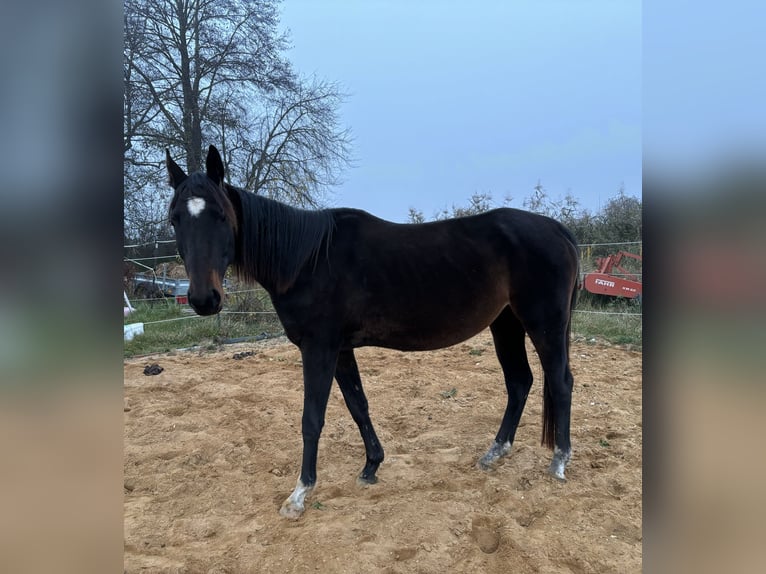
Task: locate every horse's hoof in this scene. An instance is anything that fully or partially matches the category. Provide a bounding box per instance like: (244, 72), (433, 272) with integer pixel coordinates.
(547, 447), (571, 482)
(477, 458), (494, 471)
(279, 501), (304, 519)
(547, 467), (567, 482)
(478, 440), (511, 471)
(356, 475), (377, 486)
(280, 479), (313, 519)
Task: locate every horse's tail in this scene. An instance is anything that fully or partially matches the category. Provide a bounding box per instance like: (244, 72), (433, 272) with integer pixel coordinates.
(542, 232), (579, 450)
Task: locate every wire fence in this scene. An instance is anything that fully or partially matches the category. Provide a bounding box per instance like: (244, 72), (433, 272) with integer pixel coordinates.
(123, 239), (177, 249)
(574, 309), (642, 317)
(129, 289), (644, 319)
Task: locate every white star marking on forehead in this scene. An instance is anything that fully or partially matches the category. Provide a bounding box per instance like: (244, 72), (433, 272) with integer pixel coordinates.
(186, 197), (206, 217)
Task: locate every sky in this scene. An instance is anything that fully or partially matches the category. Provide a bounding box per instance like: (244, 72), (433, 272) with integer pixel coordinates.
(279, 0), (641, 223)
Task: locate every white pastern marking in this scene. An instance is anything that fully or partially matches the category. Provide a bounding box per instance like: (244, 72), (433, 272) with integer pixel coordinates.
(186, 197), (206, 217)
(549, 446), (571, 480)
(553, 445), (571, 462)
(286, 479), (313, 506)
(280, 479), (314, 518)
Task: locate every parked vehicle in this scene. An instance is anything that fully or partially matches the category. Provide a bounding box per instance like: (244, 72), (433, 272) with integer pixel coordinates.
(132, 272), (191, 304)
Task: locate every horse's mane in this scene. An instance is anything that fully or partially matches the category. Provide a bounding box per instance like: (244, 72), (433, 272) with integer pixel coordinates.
(227, 186), (335, 294)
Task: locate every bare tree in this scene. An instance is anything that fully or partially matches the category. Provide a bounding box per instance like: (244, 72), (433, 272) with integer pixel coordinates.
(124, 0), (293, 168)
(124, 0), (352, 239)
(407, 207), (425, 224)
(407, 182), (641, 249)
(225, 79), (352, 207)
(432, 192), (496, 221)
(523, 180), (554, 216)
(451, 192), (495, 218)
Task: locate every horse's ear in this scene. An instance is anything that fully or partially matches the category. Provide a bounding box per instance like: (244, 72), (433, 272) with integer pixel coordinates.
(206, 145), (225, 185)
(166, 149), (187, 188)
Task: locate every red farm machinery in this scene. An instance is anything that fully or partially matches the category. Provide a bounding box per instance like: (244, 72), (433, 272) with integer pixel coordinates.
(582, 250), (642, 300)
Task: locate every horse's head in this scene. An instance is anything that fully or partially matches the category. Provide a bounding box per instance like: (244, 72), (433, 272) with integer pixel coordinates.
(166, 145), (237, 316)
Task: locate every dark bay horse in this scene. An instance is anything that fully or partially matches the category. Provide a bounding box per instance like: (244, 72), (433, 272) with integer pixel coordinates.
(167, 145), (579, 519)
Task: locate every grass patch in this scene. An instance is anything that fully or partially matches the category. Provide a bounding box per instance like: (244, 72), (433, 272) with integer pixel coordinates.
(571, 296), (642, 347)
(440, 387), (458, 399)
(124, 293), (282, 357)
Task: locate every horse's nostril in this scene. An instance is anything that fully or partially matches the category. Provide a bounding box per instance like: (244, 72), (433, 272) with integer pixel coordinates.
(212, 289), (221, 307)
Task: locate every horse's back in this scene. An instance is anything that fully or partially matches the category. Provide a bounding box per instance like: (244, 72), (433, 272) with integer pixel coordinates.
(312, 208), (578, 350)
(329, 207), (577, 280)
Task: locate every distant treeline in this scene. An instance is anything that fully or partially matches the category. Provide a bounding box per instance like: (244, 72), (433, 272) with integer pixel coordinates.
(408, 182), (642, 250)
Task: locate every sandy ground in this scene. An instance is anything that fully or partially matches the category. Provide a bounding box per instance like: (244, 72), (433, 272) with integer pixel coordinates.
(124, 331), (642, 573)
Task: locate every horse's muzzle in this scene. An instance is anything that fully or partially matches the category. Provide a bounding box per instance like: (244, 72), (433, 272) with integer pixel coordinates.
(188, 271), (224, 315)
(188, 287), (222, 316)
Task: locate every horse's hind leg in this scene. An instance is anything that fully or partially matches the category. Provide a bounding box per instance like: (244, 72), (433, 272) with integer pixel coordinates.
(335, 349), (385, 484)
(478, 307), (533, 470)
(526, 324), (574, 481)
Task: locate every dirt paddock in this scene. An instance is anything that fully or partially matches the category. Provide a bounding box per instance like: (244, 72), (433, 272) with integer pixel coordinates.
(124, 331), (642, 573)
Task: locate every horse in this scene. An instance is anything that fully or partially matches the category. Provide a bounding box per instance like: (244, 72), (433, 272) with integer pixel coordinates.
(166, 145), (580, 519)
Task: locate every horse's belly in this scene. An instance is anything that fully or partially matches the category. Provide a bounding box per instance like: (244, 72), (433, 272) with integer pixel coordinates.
(350, 297), (506, 351)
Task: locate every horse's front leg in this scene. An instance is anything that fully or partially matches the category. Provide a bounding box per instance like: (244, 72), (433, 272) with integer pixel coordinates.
(335, 349), (384, 484)
(279, 344), (338, 519)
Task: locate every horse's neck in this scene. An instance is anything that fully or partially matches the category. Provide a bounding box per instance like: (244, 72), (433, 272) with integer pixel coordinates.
(237, 192), (331, 294)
